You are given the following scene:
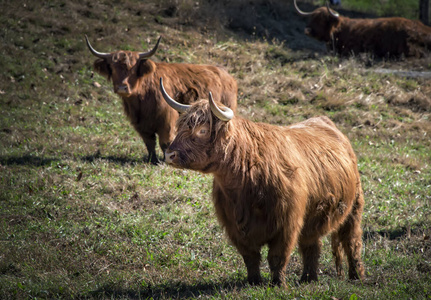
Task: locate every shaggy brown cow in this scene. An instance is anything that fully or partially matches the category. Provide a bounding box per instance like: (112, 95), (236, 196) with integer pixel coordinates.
(160, 78), (365, 286)
(85, 36), (237, 164)
(294, 0), (431, 58)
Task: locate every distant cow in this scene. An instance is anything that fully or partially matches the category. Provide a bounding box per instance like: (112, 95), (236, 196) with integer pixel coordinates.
(85, 36), (237, 164)
(160, 78), (365, 286)
(294, 0), (431, 58)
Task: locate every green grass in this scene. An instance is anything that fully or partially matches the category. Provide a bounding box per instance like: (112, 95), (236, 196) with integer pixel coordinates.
(336, 0), (420, 19)
(1, 0), (431, 299)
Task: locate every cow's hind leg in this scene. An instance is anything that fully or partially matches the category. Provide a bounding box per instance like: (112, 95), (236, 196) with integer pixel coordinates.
(298, 237), (321, 283)
(331, 232), (344, 278)
(338, 201), (365, 281)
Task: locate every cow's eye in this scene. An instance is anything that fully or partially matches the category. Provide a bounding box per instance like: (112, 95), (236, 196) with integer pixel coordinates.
(196, 127), (209, 138)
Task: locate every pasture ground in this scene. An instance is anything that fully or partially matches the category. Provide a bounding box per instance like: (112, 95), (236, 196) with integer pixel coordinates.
(1, 0), (430, 298)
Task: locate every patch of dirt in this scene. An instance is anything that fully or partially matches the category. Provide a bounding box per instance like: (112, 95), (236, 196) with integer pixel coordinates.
(374, 68), (431, 80)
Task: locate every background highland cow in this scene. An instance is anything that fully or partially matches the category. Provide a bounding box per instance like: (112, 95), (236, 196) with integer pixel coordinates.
(86, 36), (237, 164)
(294, 0), (431, 58)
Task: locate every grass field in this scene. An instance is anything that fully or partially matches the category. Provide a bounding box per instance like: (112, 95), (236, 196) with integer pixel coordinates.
(1, 0), (431, 298)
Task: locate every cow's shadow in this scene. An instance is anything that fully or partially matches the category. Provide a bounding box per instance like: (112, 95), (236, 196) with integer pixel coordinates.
(363, 224), (429, 241)
(80, 151), (155, 166)
(0, 153), (156, 167)
(0, 154), (59, 167)
(88, 278), (250, 299)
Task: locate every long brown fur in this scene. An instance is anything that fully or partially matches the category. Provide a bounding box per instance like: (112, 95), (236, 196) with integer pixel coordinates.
(91, 47), (237, 164)
(300, 6), (431, 58)
(166, 100), (365, 286)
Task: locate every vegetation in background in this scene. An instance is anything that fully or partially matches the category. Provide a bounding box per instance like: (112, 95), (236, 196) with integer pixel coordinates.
(1, 0), (430, 298)
(333, 0), (420, 19)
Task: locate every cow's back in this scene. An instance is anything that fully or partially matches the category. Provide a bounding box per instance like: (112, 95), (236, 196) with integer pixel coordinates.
(335, 16), (431, 57)
(155, 62), (237, 111)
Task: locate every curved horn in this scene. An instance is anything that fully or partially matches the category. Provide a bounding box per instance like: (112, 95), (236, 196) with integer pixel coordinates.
(294, 0), (313, 16)
(326, 1), (340, 18)
(85, 35), (111, 59)
(139, 36), (162, 60)
(159, 78), (191, 113)
(209, 92), (234, 122)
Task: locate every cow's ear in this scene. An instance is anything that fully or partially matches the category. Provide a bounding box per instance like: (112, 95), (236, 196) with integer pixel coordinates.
(137, 59), (156, 77)
(178, 87), (199, 105)
(93, 59), (112, 79)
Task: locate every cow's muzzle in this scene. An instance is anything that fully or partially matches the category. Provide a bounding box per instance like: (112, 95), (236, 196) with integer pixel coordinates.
(165, 150), (177, 164)
(115, 85), (130, 95)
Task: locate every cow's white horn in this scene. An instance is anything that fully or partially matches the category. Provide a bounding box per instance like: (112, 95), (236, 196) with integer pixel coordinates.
(159, 77), (191, 113)
(326, 1), (340, 18)
(139, 36), (162, 59)
(85, 35), (111, 59)
(294, 0), (313, 16)
(209, 92), (234, 122)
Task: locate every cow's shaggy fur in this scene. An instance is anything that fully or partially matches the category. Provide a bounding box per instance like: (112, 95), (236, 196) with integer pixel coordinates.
(298, 5), (431, 58)
(165, 99), (365, 286)
(89, 40), (237, 164)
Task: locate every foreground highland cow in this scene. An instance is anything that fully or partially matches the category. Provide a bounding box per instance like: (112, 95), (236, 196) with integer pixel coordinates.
(160, 78), (365, 286)
(85, 36), (237, 164)
(294, 0), (431, 58)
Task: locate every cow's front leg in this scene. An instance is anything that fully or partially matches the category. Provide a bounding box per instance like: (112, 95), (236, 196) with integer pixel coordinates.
(158, 126), (175, 162)
(142, 133), (159, 164)
(268, 228), (301, 287)
(235, 244), (262, 285)
(242, 251), (262, 285)
(298, 238), (321, 283)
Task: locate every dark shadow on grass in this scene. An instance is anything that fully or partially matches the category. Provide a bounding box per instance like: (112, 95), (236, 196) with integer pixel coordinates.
(80, 151), (147, 166)
(80, 150), (167, 165)
(363, 223), (428, 241)
(0, 155), (58, 166)
(89, 278), (249, 299)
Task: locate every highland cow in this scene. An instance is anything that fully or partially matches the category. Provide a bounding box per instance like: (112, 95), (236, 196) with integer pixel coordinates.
(85, 36), (237, 164)
(159, 77), (365, 286)
(294, 0), (431, 58)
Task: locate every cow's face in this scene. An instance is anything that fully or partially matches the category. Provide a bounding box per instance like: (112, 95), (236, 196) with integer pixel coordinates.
(165, 106), (215, 170)
(86, 36), (161, 97)
(160, 78), (234, 171)
(305, 7), (340, 42)
(94, 52), (155, 96)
